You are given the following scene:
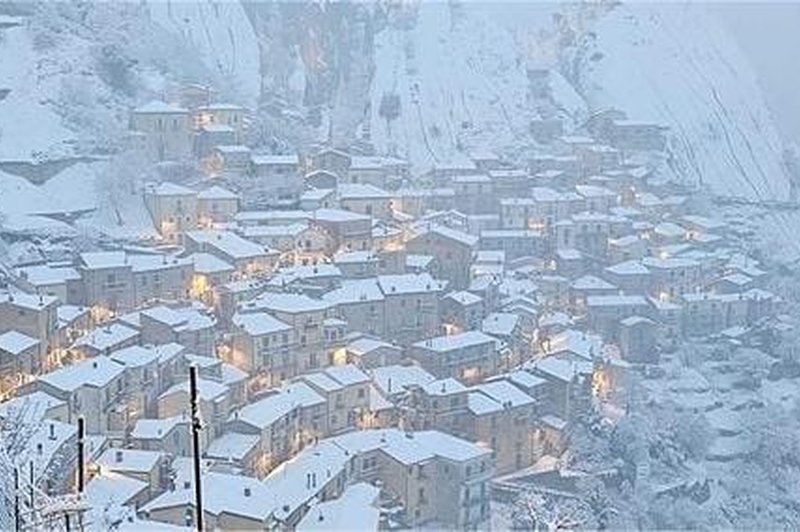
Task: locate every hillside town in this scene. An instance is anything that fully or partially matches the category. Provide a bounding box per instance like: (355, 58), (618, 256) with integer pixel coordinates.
(0, 70), (794, 531)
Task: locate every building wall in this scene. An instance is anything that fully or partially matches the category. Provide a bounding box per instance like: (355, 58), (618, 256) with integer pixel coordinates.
(131, 111), (193, 162)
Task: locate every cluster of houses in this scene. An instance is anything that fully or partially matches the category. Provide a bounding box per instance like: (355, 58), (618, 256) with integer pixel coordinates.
(0, 83), (783, 530)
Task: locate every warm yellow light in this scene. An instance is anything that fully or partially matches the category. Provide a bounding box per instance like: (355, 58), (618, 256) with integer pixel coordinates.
(190, 274), (209, 299)
(462, 367), (481, 383)
(332, 348), (348, 366)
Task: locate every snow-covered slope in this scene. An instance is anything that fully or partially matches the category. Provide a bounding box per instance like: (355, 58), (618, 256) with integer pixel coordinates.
(0, 16), (78, 160)
(569, 2), (789, 199)
(368, 2), (580, 169)
(145, 0), (261, 106)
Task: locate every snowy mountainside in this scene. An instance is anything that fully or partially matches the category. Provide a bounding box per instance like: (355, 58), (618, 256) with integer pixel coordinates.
(567, 2), (790, 199)
(145, 0), (261, 106)
(0, 0), (795, 244)
(367, 2), (585, 168)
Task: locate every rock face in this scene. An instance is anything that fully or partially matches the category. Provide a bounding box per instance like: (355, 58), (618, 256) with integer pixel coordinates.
(0, 1), (792, 199)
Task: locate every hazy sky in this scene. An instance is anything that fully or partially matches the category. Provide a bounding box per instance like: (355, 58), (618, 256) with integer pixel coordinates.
(710, 2), (800, 144)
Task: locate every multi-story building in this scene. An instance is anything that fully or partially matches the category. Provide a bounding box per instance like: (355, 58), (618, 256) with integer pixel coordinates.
(230, 311), (292, 384)
(409, 330), (500, 383)
(377, 274), (444, 346)
(130, 101), (193, 162)
(407, 224), (478, 289)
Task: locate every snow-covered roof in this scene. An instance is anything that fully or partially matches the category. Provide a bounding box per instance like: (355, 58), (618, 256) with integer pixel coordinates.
(134, 100), (188, 114)
(245, 292), (331, 314)
(162, 377), (228, 403)
(190, 252), (235, 275)
(337, 183), (390, 200)
(233, 382), (324, 429)
(411, 223), (479, 248)
(142, 471), (275, 522)
(604, 260), (650, 276)
(131, 416), (187, 440)
(140, 305), (215, 332)
(481, 312), (519, 337)
(467, 392), (504, 416)
(575, 184), (616, 198)
(0, 330), (39, 355)
(444, 290), (483, 306)
(97, 448), (163, 474)
(215, 144), (251, 154)
(264, 429), (489, 521)
(472, 380), (535, 408)
(232, 311), (291, 337)
(17, 263), (80, 286)
(206, 432), (260, 461)
(544, 329), (603, 361)
(296, 483), (380, 532)
(85, 470), (148, 511)
(108, 345), (160, 368)
(321, 365), (369, 387)
(39, 356), (125, 392)
(332, 250), (377, 265)
(251, 154), (299, 166)
(570, 275), (617, 291)
(346, 337), (397, 356)
(413, 330), (497, 352)
(370, 365), (436, 396)
(313, 208), (371, 223)
(199, 102), (244, 111)
(146, 181), (195, 196)
(197, 185), (238, 200)
(186, 230), (271, 260)
(620, 315), (655, 327)
(73, 323), (139, 352)
(241, 222), (308, 239)
(422, 377), (467, 396)
(79, 251), (128, 270)
(377, 273), (444, 295)
(499, 370), (548, 390)
(405, 254), (435, 270)
(235, 210), (310, 224)
(0, 391), (66, 424)
(586, 294), (648, 308)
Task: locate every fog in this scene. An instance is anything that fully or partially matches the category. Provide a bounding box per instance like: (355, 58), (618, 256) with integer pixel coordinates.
(711, 2), (800, 143)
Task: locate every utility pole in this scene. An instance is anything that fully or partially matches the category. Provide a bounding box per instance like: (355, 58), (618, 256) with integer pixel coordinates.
(28, 462), (34, 516)
(14, 468), (20, 532)
(76, 415), (85, 531)
(189, 365), (204, 531)
(77, 417), (85, 494)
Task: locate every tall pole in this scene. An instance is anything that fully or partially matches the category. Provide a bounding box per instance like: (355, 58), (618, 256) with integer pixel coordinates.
(189, 365), (204, 531)
(14, 468), (20, 532)
(28, 462), (34, 513)
(77, 416), (85, 494)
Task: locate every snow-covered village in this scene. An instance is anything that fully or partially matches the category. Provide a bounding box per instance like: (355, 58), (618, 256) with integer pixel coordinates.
(1, 1), (800, 530)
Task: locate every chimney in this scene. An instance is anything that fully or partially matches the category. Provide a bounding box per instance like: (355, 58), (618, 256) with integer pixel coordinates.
(48, 423), (56, 440)
(184, 480), (191, 489)
(115, 450), (124, 463)
(92, 361), (98, 369)
(243, 487), (251, 497)
(36, 443), (43, 455)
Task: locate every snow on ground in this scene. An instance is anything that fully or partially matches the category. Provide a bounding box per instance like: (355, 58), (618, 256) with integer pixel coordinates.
(576, 3), (790, 200)
(146, 0), (261, 106)
(0, 22), (77, 160)
(369, 3), (569, 171)
(0, 161), (155, 240)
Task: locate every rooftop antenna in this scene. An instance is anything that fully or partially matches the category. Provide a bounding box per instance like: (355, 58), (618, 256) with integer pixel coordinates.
(189, 365), (204, 531)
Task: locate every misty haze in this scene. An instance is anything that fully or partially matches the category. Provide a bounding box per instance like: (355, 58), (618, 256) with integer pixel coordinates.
(0, 1), (799, 530)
